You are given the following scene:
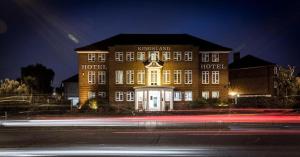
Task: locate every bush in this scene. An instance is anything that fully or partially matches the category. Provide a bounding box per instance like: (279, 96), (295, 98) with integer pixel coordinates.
(80, 98), (108, 112)
(232, 96), (299, 108)
(189, 98), (224, 109)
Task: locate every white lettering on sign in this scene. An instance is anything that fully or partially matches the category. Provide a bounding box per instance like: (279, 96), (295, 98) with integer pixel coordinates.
(81, 64), (106, 70)
(137, 46), (171, 51)
(201, 64), (225, 70)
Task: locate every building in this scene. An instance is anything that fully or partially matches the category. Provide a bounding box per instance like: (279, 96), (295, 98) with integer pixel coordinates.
(76, 34), (231, 111)
(61, 74), (79, 106)
(229, 53), (278, 97)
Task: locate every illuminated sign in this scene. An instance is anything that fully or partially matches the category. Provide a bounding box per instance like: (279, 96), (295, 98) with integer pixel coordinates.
(201, 64), (226, 70)
(81, 65), (106, 70)
(137, 46), (171, 51)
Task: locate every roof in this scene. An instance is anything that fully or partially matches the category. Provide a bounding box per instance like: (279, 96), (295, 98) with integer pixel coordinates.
(75, 34), (232, 51)
(229, 55), (275, 69)
(62, 74), (78, 83)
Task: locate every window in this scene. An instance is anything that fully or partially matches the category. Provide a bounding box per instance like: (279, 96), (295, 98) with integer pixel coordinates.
(98, 71), (106, 84)
(174, 91), (182, 101)
(173, 52), (182, 61)
(98, 92), (106, 98)
(212, 53), (219, 62)
(88, 91), (96, 99)
(88, 53), (96, 62)
(202, 53), (209, 62)
(137, 70), (145, 84)
(98, 54), (106, 62)
(115, 70), (123, 84)
(212, 91), (219, 98)
(150, 70), (158, 85)
(162, 51), (171, 61)
(126, 70), (134, 84)
(115, 52), (123, 61)
(274, 66), (278, 75)
(185, 91), (192, 101)
(126, 91), (134, 101)
(137, 52), (145, 61)
(165, 91), (172, 101)
(149, 51), (159, 61)
(88, 71), (96, 84)
(174, 70), (182, 84)
(184, 70), (192, 84)
(126, 52), (134, 61)
(163, 70), (171, 84)
(202, 91), (209, 99)
(115, 91), (123, 101)
(274, 81), (278, 88)
(212, 71), (219, 84)
(202, 71), (209, 84)
(184, 51), (192, 61)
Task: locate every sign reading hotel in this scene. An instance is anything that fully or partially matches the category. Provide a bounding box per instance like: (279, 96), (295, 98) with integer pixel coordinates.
(81, 64), (106, 70)
(201, 64), (226, 70)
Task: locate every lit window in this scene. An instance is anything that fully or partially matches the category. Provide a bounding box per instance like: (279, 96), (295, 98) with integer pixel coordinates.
(202, 71), (209, 84)
(202, 91), (209, 99)
(212, 53), (219, 62)
(115, 70), (123, 84)
(162, 51), (171, 61)
(174, 70), (182, 84)
(274, 81), (278, 88)
(148, 51), (159, 61)
(126, 70), (134, 84)
(126, 91), (134, 101)
(165, 91), (172, 101)
(150, 70), (158, 85)
(88, 53), (96, 62)
(184, 91), (192, 101)
(126, 52), (134, 61)
(88, 71), (96, 84)
(98, 54), (106, 62)
(174, 52), (182, 61)
(98, 92), (106, 98)
(115, 52), (123, 61)
(274, 66), (278, 75)
(212, 91), (219, 98)
(184, 70), (192, 84)
(137, 52), (145, 61)
(174, 91), (182, 101)
(202, 53), (209, 62)
(184, 51), (192, 61)
(163, 70), (171, 84)
(115, 91), (123, 101)
(212, 71), (219, 84)
(98, 71), (106, 84)
(137, 70), (145, 84)
(88, 91), (95, 99)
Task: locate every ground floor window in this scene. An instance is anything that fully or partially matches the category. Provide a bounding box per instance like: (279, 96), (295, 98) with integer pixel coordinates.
(126, 91), (134, 101)
(184, 91), (192, 101)
(212, 91), (219, 98)
(115, 91), (124, 101)
(98, 92), (106, 98)
(202, 91), (209, 99)
(174, 91), (182, 101)
(88, 91), (96, 99)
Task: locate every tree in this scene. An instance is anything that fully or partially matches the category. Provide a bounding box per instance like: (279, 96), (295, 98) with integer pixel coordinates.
(275, 65), (298, 97)
(21, 64), (55, 94)
(0, 79), (29, 95)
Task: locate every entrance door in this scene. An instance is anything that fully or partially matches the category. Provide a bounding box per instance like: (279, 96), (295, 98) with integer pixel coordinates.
(149, 91), (160, 111)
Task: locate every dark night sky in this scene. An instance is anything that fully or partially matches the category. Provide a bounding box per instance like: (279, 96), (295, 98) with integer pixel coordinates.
(0, 0), (299, 86)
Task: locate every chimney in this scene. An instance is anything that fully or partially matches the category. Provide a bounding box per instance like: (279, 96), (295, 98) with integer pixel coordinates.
(233, 52), (240, 62)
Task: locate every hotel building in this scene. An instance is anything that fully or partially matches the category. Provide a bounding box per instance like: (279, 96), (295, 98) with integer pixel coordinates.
(76, 34), (231, 111)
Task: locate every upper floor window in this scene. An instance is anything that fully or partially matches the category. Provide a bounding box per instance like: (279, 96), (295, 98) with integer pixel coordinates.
(98, 71), (106, 84)
(115, 70), (123, 84)
(126, 52), (134, 61)
(202, 53), (209, 62)
(162, 51), (171, 61)
(184, 91), (192, 101)
(88, 71), (96, 84)
(126, 91), (134, 101)
(137, 70), (145, 84)
(212, 53), (219, 62)
(174, 70), (182, 84)
(184, 70), (192, 84)
(184, 51), (192, 61)
(126, 70), (134, 84)
(137, 52), (145, 61)
(163, 70), (171, 84)
(150, 70), (158, 85)
(149, 51), (159, 61)
(115, 91), (123, 101)
(202, 71), (209, 84)
(98, 54), (106, 62)
(115, 52), (123, 61)
(212, 71), (220, 84)
(173, 52), (182, 61)
(88, 53), (96, 62)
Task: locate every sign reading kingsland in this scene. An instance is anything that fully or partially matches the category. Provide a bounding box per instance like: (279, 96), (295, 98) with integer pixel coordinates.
(137, 46), (171, 51)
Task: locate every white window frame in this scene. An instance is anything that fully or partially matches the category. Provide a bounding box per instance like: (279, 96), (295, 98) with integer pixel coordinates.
(98, 54), (106, 62)
(212, 71), (220, 84)
(148, 51), (159, 61)
(88, 71), (96, 84)
(126, 70), (134, 84)
(162, 51), (171, 61)
(88, 91), (96, 99)
(212, 53), (219, 62)
(202, 71), (209, 84)
(115, 70), (123, 84)
(98, 92), (106, 98)
(137, 52), (145, 61)
(115, 52), (123, 61)
(115, 91), (124, 101)
(184, 91), (193, 101)
(137, 70), (145, 84)
(163, 70), (171, 84)
(174, 91), (182, 101)
(174, 70), (182, 84)
(173, 51), (182, 61)
(202, 91), (209, 99)
(184, 70), (192, 84)
(202, 53), (209, 62)
(211, 91), (219, 99)
(98, 71), (106, 84)
(126, 91), (134, 101)
(88, 53), (96, 62)
(126, 52), (134, 61)
(184, 51), (192, 61)
(150, 70), (158, 85)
